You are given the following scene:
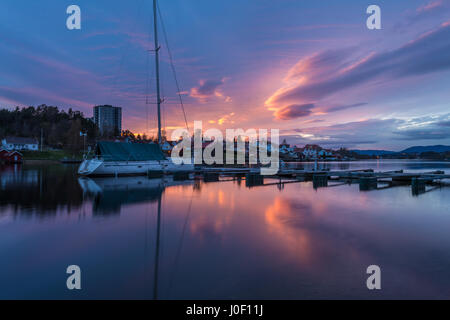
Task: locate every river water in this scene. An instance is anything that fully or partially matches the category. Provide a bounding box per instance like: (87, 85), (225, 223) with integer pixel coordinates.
(0, 160), (449, 299)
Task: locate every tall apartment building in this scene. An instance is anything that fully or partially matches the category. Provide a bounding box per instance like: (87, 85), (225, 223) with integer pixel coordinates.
(93, 105), (122, 136)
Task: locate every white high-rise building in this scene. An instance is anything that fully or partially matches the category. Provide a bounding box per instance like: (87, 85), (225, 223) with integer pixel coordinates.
(93, 105), (122, 135)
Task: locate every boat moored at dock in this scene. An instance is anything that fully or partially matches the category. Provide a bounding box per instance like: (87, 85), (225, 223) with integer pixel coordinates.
(78, 141), (193, 176)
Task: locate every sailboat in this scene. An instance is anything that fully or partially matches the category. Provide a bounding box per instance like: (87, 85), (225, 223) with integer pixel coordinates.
(78, 0), (193, 176)
(77, 141), (192, 176)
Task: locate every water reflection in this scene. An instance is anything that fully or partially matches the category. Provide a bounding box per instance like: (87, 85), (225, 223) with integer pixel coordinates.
(288, 160), (450, 173)
(79, 176), (174, 216)
(0, 162), (450, 299)
(0, 164), (83, 218)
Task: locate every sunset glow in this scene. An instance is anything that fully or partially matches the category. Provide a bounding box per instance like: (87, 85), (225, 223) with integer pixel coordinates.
(1, 0), (449, 150)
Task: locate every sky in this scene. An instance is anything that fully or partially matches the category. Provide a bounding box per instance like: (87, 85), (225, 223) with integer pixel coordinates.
(0, 0), (449, 151)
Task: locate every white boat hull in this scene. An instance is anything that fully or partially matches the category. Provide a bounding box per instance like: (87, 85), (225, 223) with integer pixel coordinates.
(78, 159), (194, 176)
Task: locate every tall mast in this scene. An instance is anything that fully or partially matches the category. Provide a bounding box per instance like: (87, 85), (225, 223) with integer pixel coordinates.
(153, 0), (162, 144)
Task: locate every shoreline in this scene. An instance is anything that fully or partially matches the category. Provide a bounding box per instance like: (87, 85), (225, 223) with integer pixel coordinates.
(284, 159), (450, 163)
(10, 158), (449, 167)
(23, 159), (65, 165)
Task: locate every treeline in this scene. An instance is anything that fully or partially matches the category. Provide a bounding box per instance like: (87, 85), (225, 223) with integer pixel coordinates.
(415, 151), (450, 160)
(0, 105), (97, 152)
(350, 151), (450, 160)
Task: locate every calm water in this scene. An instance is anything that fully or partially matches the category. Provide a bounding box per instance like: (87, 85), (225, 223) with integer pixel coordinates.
(1, 160), (450, 299)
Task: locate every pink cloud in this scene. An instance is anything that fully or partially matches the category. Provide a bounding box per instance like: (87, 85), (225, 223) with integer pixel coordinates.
(189, 78), (231, 103)
(417, 0), (443, 13)
(265, 22), (450, 118)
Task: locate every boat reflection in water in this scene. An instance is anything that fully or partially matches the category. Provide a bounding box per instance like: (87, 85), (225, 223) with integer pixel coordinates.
(78, 175), (193, 215)
(78, 174), (194, 299)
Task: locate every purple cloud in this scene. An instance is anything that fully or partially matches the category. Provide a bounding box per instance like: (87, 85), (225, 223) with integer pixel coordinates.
(275, 103), (315, 120)
(190, 79), (230, 102)
(267, 22), (450, 108)
(284, 113), (450, 148)
(323, 102), (368, 113)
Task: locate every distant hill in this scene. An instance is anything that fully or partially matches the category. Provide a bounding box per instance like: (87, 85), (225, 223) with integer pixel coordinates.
(351, 145), (450, 155)
(350, 149), (397, 156)
(400, 145), (450, 154)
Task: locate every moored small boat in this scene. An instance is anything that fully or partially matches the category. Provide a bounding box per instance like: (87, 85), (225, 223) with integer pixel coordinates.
(78, 141), (193, 176)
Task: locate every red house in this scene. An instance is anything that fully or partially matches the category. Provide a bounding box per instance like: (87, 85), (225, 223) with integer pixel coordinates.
(0, 149), (23, 163)
(0, 148), (8, 158)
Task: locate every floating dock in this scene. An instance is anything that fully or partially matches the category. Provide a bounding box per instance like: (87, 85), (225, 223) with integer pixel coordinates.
(150, 166), (450, 196)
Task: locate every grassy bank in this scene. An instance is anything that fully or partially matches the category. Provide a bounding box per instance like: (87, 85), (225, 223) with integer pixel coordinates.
(21, 150), (83, 161)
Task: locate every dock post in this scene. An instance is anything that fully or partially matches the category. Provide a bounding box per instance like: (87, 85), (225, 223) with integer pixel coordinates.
(245, 173), (264, 188)
(203, 172), (220, 182)
(359, 177), (378, 191)
(304, 172), (314, 181)
(411, 178), (426, 196)
(173, 171), (190, 181)
(312, 173), (328, 189)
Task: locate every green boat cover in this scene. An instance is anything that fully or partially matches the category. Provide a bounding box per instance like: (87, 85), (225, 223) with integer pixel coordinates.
(96, 141), (166, 161)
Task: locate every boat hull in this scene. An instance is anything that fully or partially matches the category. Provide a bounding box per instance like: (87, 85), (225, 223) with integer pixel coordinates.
(78, 159), (194, 176)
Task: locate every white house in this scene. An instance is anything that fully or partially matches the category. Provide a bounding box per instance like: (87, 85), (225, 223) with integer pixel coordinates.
(302, 144), (321, 159)
(302, 144), (334, 159)
(318, 149), (333, 157)
(1, 137), (39, 151)
(278, 141), (299, 159)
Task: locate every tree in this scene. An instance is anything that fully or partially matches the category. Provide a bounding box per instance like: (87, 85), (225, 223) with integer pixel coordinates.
(0, 105), (97, 151)
(66, 118), (83, 154)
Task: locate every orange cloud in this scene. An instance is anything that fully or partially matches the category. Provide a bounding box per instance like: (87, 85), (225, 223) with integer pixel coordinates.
(207, 112), (235, 126)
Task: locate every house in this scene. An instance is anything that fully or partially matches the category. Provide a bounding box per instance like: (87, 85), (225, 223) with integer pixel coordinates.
(0, 148), (9, 159)
(318, 149), (333, 158)
(279, 140), (295, 155)
(0, 149), (23, 163)
(302, 144), (335, 159)
(277, 140), (300, 160)
(280, 140), (294, 153)
(1, 137), (39, 151)
(302, 144), (322, 159)
(293, 147), (305, 160)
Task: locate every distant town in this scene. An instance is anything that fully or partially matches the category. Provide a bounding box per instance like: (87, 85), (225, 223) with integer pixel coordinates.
(1, 104), (450, 164)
